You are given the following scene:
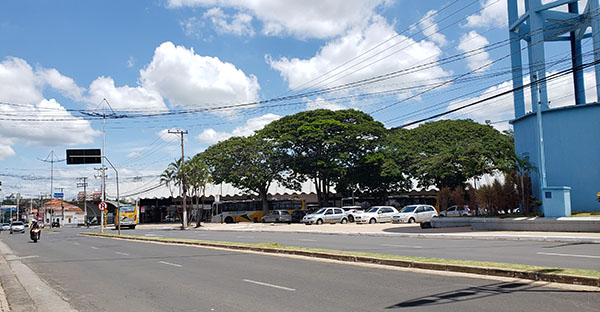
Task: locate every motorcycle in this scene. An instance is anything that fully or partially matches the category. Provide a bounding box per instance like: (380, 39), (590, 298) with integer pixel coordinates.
(30, 228), (41, 243)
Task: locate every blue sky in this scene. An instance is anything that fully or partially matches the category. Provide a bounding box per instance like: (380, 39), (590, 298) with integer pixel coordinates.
(0, 0), (595, 200)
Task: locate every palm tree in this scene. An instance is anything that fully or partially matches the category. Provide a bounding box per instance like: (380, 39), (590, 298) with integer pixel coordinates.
(160, 167), (176, 198)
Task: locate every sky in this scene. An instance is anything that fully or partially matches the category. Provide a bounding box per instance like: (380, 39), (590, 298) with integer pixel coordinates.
(0, 0), (596, 201)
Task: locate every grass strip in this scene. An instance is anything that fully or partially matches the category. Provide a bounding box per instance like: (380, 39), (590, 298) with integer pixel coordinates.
(82, 232), (600, 283)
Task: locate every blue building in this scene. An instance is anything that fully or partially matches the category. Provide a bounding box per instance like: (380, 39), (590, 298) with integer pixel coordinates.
(508, 0), (600, 214)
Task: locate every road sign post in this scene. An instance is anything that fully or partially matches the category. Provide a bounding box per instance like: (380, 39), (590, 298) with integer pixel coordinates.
(98, 201), (106, 211)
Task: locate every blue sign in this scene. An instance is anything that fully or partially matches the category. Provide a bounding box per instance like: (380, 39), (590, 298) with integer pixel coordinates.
(53, 193), (64, 199)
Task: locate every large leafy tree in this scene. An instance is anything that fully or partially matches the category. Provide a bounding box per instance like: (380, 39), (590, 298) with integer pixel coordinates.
(258, 109), (385, 207)
(388, 119), (515, 189)
(200, 135), (294, 212)
(187, 154), (212, 225)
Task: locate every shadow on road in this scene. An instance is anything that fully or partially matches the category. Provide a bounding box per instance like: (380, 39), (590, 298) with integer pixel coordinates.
(386, 281), (580, 309)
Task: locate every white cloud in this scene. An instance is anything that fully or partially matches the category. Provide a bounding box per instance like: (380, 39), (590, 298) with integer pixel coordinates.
(140, 42), (260, 113)
(305, 97), (346, 111)
(203, 7), (254, 36)
(465, 0), (509, 28)
(196, 113), (280, 144)
(0, 57), (99, 154)
(457, 31), (491, 72)
(268, 17), (449, 95)
(126, 151), (141, 158)
(445, 70), (597, 131)
(157, 129), (183, 143)
(420, 10), (447, 46)
(167, 0), (389, 39)
(127, 57), (135, 68)
(179, 17), (205, 39)
(87, 76), (168, 112)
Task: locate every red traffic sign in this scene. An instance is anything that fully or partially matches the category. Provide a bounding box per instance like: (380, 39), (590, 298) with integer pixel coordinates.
(98, 201), (107, 211)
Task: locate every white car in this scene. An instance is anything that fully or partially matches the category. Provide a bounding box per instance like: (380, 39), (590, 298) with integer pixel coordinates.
(354, 206), (398, 224)
(439, 205), (473, 217)
(341, 206), (364, 222)
(302, 207), (348, 225)
(392, 205), (438, 223)
(9, 221), (25, 234)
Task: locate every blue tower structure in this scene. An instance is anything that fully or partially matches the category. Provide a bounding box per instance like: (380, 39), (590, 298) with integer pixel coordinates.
(508, 0), (600, 215)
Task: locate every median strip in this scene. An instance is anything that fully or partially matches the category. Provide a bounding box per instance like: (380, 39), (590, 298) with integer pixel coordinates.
(81, 232), (600, 288)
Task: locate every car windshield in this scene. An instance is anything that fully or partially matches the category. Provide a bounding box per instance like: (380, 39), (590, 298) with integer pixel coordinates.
(400, 206), (417, 213)
(366, 207), (379, 213)
(314, 208), (326, 214)
(2, 223), (9, 226)
(12, 222), (23, 225)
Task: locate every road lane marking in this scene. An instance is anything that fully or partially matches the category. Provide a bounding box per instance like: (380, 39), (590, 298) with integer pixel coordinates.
(91, 246), (100, 250)
(235, 236), (254, 239)
(537, 252), (600, 259)
(380, 244), (423, 249)
(242, 279), (295, 291)
(8, 255), (39, 261)
(145, 234), (163, 237)
(73, 242), (80, 245)
(298, 239), (317, 242)
(159, 261), (182, 267)
(115, 252), (130, 256)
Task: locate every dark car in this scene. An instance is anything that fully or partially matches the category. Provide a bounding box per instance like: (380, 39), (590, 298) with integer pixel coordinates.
(291, 210), (308, 223)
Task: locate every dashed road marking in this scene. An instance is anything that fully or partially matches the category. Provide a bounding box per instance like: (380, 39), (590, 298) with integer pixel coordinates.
(235, 236), (254, 239)
(74, 242), (80, 245)
(380, 244), (422, 249)
(242, 279), (295, 291)
(159, 261), (182, 267)
(298, 239), (317, 242)
(91, 246), (100, 250)
(115, 252), (130, 256)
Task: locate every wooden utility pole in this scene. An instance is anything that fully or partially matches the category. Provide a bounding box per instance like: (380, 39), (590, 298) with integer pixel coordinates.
(168, 129), (188, 229)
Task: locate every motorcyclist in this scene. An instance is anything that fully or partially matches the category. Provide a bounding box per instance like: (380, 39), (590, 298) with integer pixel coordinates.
(30, 221), (41, 241)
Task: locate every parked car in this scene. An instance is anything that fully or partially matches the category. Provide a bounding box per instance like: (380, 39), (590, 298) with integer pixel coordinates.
(341, 206), (364, 222)
(1, 223), (10, 231)
(439, 205), (472, 217)
(261, 210), (292, 223)
(163, 216), (175, 222)
(291, 210), (308, 223)
(354, 206), (399, 224)
(10, 221), (25, 234)
(392, 205), (438, 223)
(302, 207), (348, 225)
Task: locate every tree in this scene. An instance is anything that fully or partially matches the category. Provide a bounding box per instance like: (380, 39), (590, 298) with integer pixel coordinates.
(201, 135), (294, 212)
(258, 109), (386, 207)
(399, 119), (515, 190)
(187, 154), (212, 226)
(160, 167), (176, 198)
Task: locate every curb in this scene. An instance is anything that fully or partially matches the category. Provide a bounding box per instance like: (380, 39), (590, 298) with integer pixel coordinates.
(82, 233), (600, 288)
(189, 228), (600, 244)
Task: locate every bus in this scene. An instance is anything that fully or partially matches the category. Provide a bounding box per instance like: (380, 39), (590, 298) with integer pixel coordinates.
(116, 205), (138, 229)
(211, 199), (306, 224)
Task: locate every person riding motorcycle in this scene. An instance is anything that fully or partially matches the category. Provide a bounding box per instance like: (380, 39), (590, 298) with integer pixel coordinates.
(30, 221), (41, 242)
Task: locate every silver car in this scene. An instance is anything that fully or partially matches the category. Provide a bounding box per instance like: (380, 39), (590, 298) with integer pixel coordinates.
(392, 205), (438, 223)
(302, 207), (348, 225)
(10, 221), (25, 234)
(261, 210), (292, 223)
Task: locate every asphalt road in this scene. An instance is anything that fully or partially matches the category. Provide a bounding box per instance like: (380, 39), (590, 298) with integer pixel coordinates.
(124, 227), (600, 270)
(0, 228), (598, 312)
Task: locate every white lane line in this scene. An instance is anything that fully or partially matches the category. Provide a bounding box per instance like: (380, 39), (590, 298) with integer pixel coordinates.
(90, 246), (100, 250)
(8, 255), (39, 261)
(145, 234), (163, 237)
(537, 252), (600, 259)
(73, 242), (80, 245)
(115, 252), (130, 256)
(242, 279), (296, 291)
(159, 261), (182, 267)
(298, 239), (317, 242)
(235, 236), (254, 239)
(380, 244), (422, 249)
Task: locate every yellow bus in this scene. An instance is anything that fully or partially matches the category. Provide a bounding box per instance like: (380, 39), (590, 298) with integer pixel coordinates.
(211, 199), (305, 224)
(116, 205), (138, 229)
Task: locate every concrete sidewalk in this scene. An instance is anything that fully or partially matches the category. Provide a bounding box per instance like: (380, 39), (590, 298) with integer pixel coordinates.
(136, 222), (600, 243)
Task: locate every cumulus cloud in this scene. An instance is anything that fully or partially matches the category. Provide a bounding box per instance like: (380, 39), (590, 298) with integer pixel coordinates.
(203, 8), (254, 36)
(465, 0), (510, 28)
(196, 113), (280, 144)
(140, 42), (260, 113)
(0, 57), (99, 158)
(457, 31), (491, 72)
(420, 10), (447, 46)
(445, 70), (597, 131)
(87, 76), (168, 112)
(126, 151), (141, 158)
(268, 17), (449, 95)
(167, 0), (389, 39)
(305, 97), (346, 111)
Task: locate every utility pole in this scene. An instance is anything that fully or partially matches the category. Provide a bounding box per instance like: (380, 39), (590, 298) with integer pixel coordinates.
(38, 151), (64, 224)
(77, 177), (88, 226)
(168, 129), (188, 229)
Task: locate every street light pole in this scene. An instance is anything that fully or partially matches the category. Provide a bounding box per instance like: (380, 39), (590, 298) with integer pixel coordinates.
(102, 156), (120, 235)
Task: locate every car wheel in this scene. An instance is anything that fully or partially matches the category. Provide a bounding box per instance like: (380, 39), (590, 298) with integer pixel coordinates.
(369, 218), (376, 224)
(341, 218), (348, 224)
(304, 222), (310, 225)
(439, 214), (445, 217)
(316, 219), (323, 225)
(408, 218), (415, 224)
(462, 214), (468, 217)
(348, 215), (354, 222)
(261, 219), (266, 223)
(224, 216), (234, 224)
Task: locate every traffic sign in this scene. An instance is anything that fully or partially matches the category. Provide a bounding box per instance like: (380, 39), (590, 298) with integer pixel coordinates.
(53, 193), (64, 199)
(98, 201), (107, 211)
